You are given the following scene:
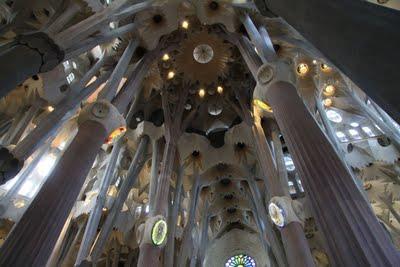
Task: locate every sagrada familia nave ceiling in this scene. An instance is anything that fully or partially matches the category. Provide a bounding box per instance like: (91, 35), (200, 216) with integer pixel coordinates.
(0, 0), (399, 266)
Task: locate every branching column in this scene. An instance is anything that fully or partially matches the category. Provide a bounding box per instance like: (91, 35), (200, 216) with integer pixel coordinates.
(90, 135), (149, 263)
(0, 100), (125, 266)
(178, 166), (201, 267)
(137, 85), (191, 266)
(259, 64), (400, 265)
(235, 86), (314, 267)
(164, 162), (186, 267)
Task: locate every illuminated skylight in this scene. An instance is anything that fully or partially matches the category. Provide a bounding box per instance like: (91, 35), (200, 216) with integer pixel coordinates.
(326, 110), (342, 123)
(361, 126), (374, 137)
(348, 129), (361, 139)
(336, 131), (349, 142)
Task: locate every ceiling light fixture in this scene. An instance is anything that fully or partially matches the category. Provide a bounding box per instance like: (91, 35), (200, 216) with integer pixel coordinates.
(321, 63), (332, 72)
(198, 88), (206, 98)
(296, 63), (309, 76)
(323, 98), (332, 107)
(217, 86), (223, 94)
(167, 71), (175, 79)
(162, 54), (170, 61)
(181, 20), (189, 29)
(324, 85), (335, 96)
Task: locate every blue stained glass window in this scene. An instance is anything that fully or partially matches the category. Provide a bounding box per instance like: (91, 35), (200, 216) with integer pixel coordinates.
(225, 254), (256, 267)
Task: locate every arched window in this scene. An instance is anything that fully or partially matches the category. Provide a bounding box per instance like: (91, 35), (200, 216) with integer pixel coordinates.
(225, 254), (256, 267)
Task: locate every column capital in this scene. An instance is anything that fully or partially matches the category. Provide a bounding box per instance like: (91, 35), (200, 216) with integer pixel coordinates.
(78, 100), (126, 143)
(268, 196), (305, 228)
(16, 32), (64, 72)
(256, 60), (295, 88)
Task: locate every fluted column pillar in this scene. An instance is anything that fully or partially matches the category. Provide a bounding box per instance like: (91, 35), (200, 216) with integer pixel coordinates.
(164, 162), (185, 267)
(74, 139), (123, 266)
(0, 100), (125, 266)
(149, 139), (160, 215)
(178, 167), (201, 267)
(90, 135), (149, 262)
(235, 86), (314, 267)
(262, 74), (400, 265)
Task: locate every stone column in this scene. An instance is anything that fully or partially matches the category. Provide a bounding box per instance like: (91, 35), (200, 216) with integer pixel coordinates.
(137, 83), (190, 266)
(164, 162), (185, 267)
(267, 122), (291, 196)
(90, 135), (149, 263)
(5, 105), (40, 146)
(178, 167), (201, 267)
(136, 142), (176, 267)
(235, 85), (315, 267)
(74, 139), (123, 266)
(247, 176), (287, 267)
(198, 201), (210, 264)
(257, 61), (400, 265)
(0, 32), (63, 97)
(0, 100), (124, 266)
(149, 139), (160, 215)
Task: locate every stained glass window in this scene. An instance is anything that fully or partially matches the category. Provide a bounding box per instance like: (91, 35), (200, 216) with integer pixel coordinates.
(225, 254), (256, 267)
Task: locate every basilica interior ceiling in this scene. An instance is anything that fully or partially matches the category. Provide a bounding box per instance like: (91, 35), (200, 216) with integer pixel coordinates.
(0, 0), (399, 267)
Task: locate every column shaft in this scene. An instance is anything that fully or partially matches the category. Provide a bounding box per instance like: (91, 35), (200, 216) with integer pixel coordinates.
(178, 168), (200, 267)
(265, 81), (400, 266)
(164, 163), (184, 267)
(250, 113), (315, 267)
(75, 139), (123, 265)
(149, 139), (160, 216)
(0, 120), (107, 266)
(137, 142), (177, 267)
(90, 136), (149, 262)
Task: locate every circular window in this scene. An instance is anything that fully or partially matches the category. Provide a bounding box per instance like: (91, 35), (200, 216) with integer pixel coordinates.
(151, 219), (168, 246)
(225, 254), (256, 267)
(377, 136), (391, 147)
(193, 44), (214, 64)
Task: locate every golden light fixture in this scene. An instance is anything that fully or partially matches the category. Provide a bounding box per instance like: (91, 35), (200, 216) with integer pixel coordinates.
(253, 99), (273, 113)
(181, 20), (189, 29)
(323, 98), (333, 107)
(47, 106), (55, 112)
(106, 126), (126, 144)
(198, 88), (206, 98)
(102, 207), (108, 212)
(323, 85), (336, 96)
(296, 63), (309, 76)
(321, 63), (332, 72)
(217, 86), (223, 94)
(167, 71), (175, 79)
(162, 53), (170, 61)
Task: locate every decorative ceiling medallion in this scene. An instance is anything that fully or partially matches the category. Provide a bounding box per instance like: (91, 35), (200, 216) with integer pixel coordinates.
(176, 31), (231, 84)
(151, 219), (168, 246)
(193, 44), (214, 64)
